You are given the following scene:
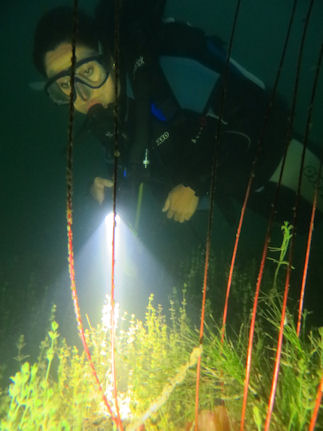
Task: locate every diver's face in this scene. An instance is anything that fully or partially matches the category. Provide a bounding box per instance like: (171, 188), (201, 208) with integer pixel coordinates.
(44, 42), (115, 114)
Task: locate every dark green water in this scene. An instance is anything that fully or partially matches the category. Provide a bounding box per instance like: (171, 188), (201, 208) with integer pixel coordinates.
(0, 0), (322, 387)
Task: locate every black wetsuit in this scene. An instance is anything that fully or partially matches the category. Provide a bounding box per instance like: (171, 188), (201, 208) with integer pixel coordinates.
(87, 3), (318, 228)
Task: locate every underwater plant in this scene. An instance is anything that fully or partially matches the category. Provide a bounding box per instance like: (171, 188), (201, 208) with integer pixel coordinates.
(267, 221), (294, 293)
(0, 283), (321, 430)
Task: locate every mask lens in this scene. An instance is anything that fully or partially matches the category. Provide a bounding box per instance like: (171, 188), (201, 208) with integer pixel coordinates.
(45, 56), (109, 105)
(45, 77), (73, 105)
(76, 59), (107, 87)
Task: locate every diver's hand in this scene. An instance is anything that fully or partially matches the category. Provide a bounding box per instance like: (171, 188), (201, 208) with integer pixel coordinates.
(90, 177), (113, 204)
(162, 184), (199, 223)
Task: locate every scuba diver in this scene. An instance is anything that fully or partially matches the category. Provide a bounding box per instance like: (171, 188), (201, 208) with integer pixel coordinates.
(32, 1), (323, 229)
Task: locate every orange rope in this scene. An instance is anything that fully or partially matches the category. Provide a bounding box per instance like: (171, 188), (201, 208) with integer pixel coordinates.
(309, 375), (323, 431)
(296, 42), (323, 337)
(67, 210), (116, 422)
(264, 264), (291, 431)
(239, 234), (271, 431)
(296, 193), (316, 337)
(221, 172), (253, 343)
(264, 2), (315, 428)
(194, 236), (211, 430)
(194, 1), (242, 428)
(65, 0), (120, 426)
(237, 1), (299, 427)
(223, 0), (298, 352)
(108, 0), (124, 428)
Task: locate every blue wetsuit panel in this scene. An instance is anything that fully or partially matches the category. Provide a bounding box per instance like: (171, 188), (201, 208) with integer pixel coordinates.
(159, 56), (220, 113)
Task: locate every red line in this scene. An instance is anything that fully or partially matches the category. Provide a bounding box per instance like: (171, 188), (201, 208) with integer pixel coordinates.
(309, 375), (323, 431)
(239, 234), (270, 431)
(221, 174), (253, 342)
(264, 265), (291, 430)
(296, 190), (317, 337)
(66, 208), (117, 424)
(110, 212), (124, 430)
(194, 0), (243, 426)
(237, 4), (300, 424)
(194, 237), (211, 430)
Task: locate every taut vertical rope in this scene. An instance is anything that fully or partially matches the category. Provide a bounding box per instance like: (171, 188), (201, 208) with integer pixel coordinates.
(296, 42), (323, 337)
(239, 2), (299, 429)
(264, 1), (315, 429)
(109, 0), (124, 429)
(194, 0), (242, 429)
(223, 0), (299, 343)
(309, 375), (323, 431)
(66, 0), (117, 425)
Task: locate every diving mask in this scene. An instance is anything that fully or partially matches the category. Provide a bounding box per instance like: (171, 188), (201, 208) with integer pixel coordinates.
(44, 55), (110, 105)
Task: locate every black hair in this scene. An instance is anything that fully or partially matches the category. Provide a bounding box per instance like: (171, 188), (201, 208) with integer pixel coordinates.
(33, 6), (99, 76)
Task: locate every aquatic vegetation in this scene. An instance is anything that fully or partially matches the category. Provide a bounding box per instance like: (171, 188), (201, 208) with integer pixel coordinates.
(267, 221), (294, 292)
(0, 286), (321, 430)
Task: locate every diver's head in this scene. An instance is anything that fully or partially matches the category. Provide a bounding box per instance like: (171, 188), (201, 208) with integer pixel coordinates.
(44, 42), (116, 114)
(33, 6), (116, 114)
